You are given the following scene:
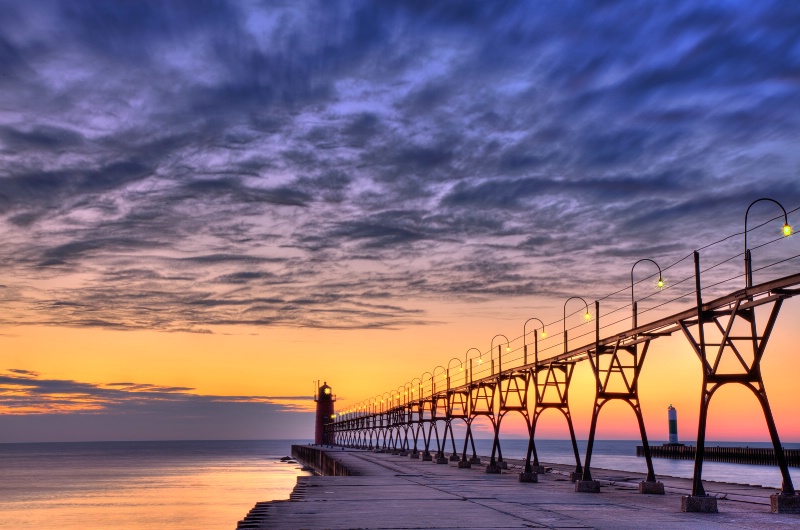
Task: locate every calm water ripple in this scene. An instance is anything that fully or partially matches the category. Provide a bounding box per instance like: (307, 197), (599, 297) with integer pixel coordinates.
(0, 440), (311, 530)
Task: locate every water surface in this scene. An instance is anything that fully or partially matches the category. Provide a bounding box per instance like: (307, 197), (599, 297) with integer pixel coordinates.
(0, 440), (310, 530)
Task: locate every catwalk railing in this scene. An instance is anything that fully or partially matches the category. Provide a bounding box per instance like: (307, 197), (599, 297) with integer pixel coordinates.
(325, 203), (800, 510)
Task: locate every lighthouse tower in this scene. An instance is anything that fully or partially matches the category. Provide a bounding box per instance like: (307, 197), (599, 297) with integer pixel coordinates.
(314, 381), (336, 445)
(667, 404), (680, 445)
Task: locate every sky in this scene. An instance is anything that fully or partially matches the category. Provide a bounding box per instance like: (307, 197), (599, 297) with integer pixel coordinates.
(0, 0), (799, 443)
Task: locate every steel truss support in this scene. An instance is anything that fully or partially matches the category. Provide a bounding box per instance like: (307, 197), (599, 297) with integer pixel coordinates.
(416, 398), (438, 460)
(432, 394), (456, 462)
(582, 301), (659, 490)
(469, 379), (498, 469)
(489, 370), (532, 471)
(529, 360), (583, 479)
(445, 389), (469, 460)
(681, 252), (795, 501)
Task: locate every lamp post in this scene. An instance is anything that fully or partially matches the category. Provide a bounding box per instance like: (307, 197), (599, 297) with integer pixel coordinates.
(381, 392), (391, 451)
(490, 334), (510, 375)
(376, 394), (382, 449)
(410, 377), (421, 403)
(409, 379), (421, 458)
(465, 347), (482, 385)
(744, 198), (792, 288)
(397, 385), (409, 455)
(563, 296), (591, 353)
(421, 371), (433, 400)
(382, 391), (390, 414)
(447, 357), (463, 390)
(523, 317), (546, 366)
(433, 365), (446, 396)
(432, 365), (447, 463)
(630, 259), (664, 328)
(420, 371), (434, 461)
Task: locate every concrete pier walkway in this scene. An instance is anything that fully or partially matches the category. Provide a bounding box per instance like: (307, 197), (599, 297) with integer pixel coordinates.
(238, 448), (800, 529)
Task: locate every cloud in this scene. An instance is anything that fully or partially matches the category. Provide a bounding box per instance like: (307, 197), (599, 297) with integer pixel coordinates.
(0, 1), (797, 334)
(0, 369), (316, 441)
(0, 369), (313, 416)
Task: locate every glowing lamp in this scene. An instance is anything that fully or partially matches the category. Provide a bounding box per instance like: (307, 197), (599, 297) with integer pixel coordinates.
(324, 388), (331, 395)
(505, 346), (510, 352)
(657, 277), (665, 289)
(331, 414), (336, 419)
(584, 312), (591, 321)
(784, 223), (793, 237)
(541, 330), (547, 338)
(477, 357), (483, 364)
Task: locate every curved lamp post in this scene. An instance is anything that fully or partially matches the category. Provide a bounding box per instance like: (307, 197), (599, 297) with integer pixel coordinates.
(744, 198), (792, 288)
(447, 357), (463, 389)
(381, 391), (391, 415)
(421, 371), (433, 400)
(490, 334), (510, 375)
(410, 377), (421, 402)
(631, 258), (664, 328)
(433, 365), (446, 396)
(523, 317), (546, 366)
(563, 296), (591, 354)
(397, 385), (409, 455)
(432, 365), (447, 461)
(408, 380), (421, 457)
(465, 347), (482, 385)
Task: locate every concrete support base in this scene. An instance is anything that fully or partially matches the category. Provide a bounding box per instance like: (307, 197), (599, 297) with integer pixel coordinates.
(408, 452), (419, 459)
(435, 457), (448, 464)
(681, 495), (718, 513)
(771, 493), (800, 514)
(498, 460), (508, 469)
(638, 481), (665, 495)
(457, 460), (472, 469)
(391, 450), (400, 455)
(485, 464), (502, 474)
(422, 454), (433, 462)
(518, 472), (538, 483)
(575, 480), (601, 493)
(398, 451), (408, 457)
(530, 465), (546, 474)
(373, 449), (384, 453)
(470, 456), (482, 464)
(569, 472), (582, 482)
(449, 454), (460, 462)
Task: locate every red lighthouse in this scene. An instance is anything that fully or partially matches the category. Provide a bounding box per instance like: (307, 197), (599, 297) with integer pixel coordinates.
(314, 381), (336, 445)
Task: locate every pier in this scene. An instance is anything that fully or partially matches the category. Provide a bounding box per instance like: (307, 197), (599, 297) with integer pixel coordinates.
(639, 445), (800, 467)
(323, 245), (800, 513)
(237, 446), (800, 529)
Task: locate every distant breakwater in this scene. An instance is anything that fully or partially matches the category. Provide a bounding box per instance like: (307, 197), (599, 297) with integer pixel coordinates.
(638, 444), (800, 467)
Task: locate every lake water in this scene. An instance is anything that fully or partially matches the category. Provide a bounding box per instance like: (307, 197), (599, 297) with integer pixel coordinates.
(1, 438), (798, 529)
(0, 440), (311, 529)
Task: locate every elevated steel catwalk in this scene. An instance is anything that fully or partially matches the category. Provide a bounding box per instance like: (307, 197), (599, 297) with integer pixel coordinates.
(329, 264), (800, 513)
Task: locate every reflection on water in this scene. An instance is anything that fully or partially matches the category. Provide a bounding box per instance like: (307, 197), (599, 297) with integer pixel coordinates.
(0, 440), (311, 530)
